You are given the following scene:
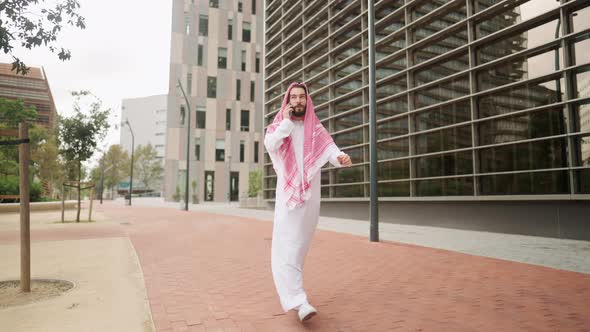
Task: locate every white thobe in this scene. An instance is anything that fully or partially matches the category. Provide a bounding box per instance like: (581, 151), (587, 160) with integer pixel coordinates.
(264, 118), (343, 312)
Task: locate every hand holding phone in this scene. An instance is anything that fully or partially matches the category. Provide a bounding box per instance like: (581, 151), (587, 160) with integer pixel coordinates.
(283, 105), (294, 119)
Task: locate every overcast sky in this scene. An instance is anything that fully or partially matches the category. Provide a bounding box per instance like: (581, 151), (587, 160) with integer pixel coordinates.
(0, 0), (173, 166)
(1, 0), (587, 170)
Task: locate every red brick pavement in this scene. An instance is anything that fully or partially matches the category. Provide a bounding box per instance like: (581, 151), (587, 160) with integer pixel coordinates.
(96, 202), (590, 332)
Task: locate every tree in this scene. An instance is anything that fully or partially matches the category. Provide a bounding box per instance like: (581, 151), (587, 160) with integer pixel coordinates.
(133, 144), (163, 191)
(0, 150), (18, 177)
(0, 0), (86, 75)
(59, 91), (109, 221)
(0, 98), (38, 171)
(248, 169), (263, 198)
(88, 165), (101, 185)
(31, 130), (63, 198)
(0, 98), (37, 127)
(103, 144), (130, 199)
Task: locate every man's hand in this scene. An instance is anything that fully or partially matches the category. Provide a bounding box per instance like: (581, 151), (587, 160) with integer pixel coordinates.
(282, 105), (294, 119)
(337, 153), (352, 167)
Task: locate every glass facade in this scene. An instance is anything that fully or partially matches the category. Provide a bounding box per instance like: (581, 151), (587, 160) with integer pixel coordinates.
(263, 0), (590, 200)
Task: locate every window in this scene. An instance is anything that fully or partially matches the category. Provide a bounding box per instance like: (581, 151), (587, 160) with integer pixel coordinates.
(252, 0), (256, 14)
(241, 50), (246, 71)
(218, 47), (227, 69)
(194, 138), (201, 161)
(226, 109), (231, 130)
(196, 106), (206, 129)
(209, 0), (218, 8)
(250, 80), (255, 102)
(197, 44), (203, 66)
(240, 140), (245, 162)
(238, 0), (243, 12)
(227, 19), (233, 40)
(241, 110), (249, 131)
(254, 141), (259, 163)
(184, 14), (191, 35)
(216, 139), (225, 161)
(186, 73), (192, 94)
(207, 76), (216, 98)
(179, 105), (186, 125)
(199, 15), (208, 36)
(242, 22), (251, 42)
(255, 52), (260, 73)
(236, 79), (241, 100)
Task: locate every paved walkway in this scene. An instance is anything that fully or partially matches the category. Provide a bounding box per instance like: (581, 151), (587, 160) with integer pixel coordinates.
(123, 197), (590, 274)
(0, 208), (153, 332)
(99, 201), (590, 332)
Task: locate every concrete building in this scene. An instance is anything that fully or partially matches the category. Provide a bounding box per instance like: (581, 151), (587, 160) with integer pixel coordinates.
(263, 0), (590, 239)
(120, 94), (168, 161)
(0, 63), (57, 129)
(165, 0), (264, 203)
(120, 94), (167, 195)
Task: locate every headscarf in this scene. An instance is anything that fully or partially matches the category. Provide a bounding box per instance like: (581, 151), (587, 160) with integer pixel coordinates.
(266, 82), (338, 210)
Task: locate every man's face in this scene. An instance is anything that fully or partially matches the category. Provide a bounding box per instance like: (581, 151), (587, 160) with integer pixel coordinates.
(289, 87), (307, 117)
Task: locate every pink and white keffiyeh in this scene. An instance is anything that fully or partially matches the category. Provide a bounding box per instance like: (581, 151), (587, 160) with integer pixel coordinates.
(266, 82), (338, 210)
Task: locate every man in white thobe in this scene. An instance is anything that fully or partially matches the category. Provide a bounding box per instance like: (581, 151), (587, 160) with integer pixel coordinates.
(264, 82), (352, 322)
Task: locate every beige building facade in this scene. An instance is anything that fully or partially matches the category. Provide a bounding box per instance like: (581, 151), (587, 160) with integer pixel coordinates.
(165, 0), (264, 202)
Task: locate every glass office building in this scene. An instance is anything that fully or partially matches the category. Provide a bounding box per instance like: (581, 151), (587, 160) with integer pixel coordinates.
(263, 0), (590, 238)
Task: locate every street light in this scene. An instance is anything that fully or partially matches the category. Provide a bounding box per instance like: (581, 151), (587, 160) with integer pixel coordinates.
(99, 153), (105, 204)
(122, 119), (134, 206)
(227, 153), (232, 203)
(177, 79), (191, 211)
(367, 0), (379, 242)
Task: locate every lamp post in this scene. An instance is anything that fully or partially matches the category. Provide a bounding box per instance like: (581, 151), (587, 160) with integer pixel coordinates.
(368, 0), (379, 242)
(99, 154), (105, 204)
(177, 79), (191, 211)
(227, 153), (232, 203)
(122, 119), (134, 206)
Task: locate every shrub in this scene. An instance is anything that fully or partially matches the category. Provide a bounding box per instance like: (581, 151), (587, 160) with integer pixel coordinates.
(0, 175), (43, 202)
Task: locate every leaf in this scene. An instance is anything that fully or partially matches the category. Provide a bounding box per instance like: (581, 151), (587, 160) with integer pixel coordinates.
(0, 0), (85, 73)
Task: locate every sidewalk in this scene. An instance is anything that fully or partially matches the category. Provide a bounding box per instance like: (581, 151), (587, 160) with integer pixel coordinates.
(100, 200), (590, 331)
(122, 197), (590, 274)
(0, 207), (154, 332)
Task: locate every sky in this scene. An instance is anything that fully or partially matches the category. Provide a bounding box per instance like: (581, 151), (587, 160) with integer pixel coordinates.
(1, 0), (587, 170)
(0, 0), (173, 166)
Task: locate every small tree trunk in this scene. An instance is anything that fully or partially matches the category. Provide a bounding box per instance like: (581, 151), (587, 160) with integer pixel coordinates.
(76, 161), (81, 222)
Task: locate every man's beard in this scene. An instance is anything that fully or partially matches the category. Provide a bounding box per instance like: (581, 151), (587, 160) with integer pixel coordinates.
(292, 104), (306, 117)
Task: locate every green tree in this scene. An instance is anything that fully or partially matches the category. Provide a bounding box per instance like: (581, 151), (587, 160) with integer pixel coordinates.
(103, 144), (130, 199)
(31, 131), (63, 198)
(0, 98), (37, 127)
(133, 144), (163, 191)
(88, 165), (101, 185)
(59, 91), (109, 221)
(0, 150), (18, 177)
(0, 98), (38, 173)
(248, 169), (263, 198)
(0, 0), (86, 74)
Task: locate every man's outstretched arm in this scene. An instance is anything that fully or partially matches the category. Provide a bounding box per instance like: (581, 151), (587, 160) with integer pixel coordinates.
(327, 146), (352, 167)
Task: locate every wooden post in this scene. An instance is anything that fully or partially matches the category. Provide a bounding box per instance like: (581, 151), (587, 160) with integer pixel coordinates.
(88, 185), (94, 222)
(61, 184), (65, 223)
(18, 123), (31, 292)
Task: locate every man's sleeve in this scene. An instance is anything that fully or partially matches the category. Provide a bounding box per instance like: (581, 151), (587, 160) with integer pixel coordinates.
(264, 119), (295, 152)
(327, 145), (344, 167)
